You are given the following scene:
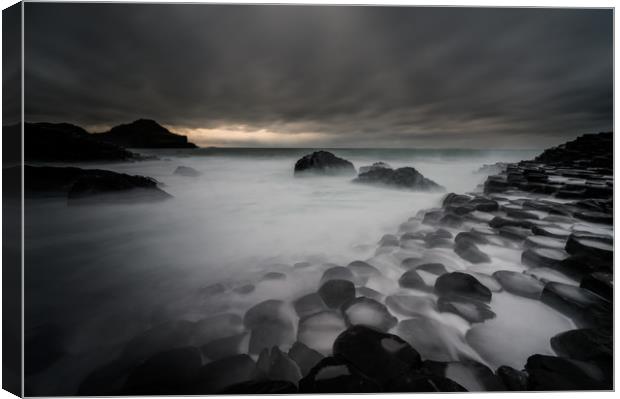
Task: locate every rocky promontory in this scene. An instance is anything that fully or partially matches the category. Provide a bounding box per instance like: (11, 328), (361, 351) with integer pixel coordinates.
(95, 119), (197, 149)
(12, 165), (172, 204)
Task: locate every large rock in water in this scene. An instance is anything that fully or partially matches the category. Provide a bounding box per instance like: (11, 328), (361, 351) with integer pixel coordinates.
(22, 122), (136, 162)
(353, 166), (444, 191)
(294, 151), (356, 176)
(95, 119), (198, 148)
(19, 165), (172, 204)
(332, 325), (422, 387)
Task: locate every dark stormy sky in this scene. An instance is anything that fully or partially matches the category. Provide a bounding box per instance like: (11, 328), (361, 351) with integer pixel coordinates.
(24, 3), (613, 148)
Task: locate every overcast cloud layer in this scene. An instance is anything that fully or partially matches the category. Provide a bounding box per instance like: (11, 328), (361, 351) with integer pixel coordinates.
(24, 4), (612, 148)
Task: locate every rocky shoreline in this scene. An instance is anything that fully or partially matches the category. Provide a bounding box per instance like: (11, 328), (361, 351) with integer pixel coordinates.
(28, 132), (613, 394)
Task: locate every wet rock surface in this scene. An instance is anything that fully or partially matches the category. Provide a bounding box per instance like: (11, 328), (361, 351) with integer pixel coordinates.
(73, 131), (612, 393)
(354, 166), (445, 191)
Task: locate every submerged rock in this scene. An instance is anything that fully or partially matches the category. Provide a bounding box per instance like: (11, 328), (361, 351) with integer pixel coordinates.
(294, 293), (328, 319)
(454, 237), (490, 264)
(437, 295), (495, 323)
(353, 167), (444, 191)
(521, 247), (568, 268)
(294, 151), (355, 176)
(244, 300), (296, 353)
(297, 311), (346, 355)
(394, 317), (465, 362)
(493, 270), (545, 299)
(385, 295), (436, 318)
(347, 260), (382, 282)
(173, 166), (201, 177)
(342, 297), (397, 332)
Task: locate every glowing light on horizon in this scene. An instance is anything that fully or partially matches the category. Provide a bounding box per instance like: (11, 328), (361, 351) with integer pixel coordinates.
(170, 125), (326, 147)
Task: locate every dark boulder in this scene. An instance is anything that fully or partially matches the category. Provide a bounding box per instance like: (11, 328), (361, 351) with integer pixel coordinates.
(318, 280), (356, 309)
(293, 293), (327, 318)
(565, 234), (613, 261)
(580, 272), (613, 301)
(294, 151), (355, 176)
(524, 354), (610, 390)
(332, 325), (422, 386)
(354, 167), (444, 191)
(398, 269), (431, 291)
(455, 231), (488, 245)
(435, 272), (492, 303)
(550, 328), (612, 368)
(540, 282), (611, 328)
(442, 193), (472, 207)
(573, 211), (612, 225)
(438, 213), (464, 228)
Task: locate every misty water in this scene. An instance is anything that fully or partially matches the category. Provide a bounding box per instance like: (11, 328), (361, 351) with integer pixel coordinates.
(25, 148), (585, 394)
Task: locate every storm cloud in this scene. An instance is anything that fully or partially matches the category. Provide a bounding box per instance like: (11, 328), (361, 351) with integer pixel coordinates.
(24, 3), (612, 148)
